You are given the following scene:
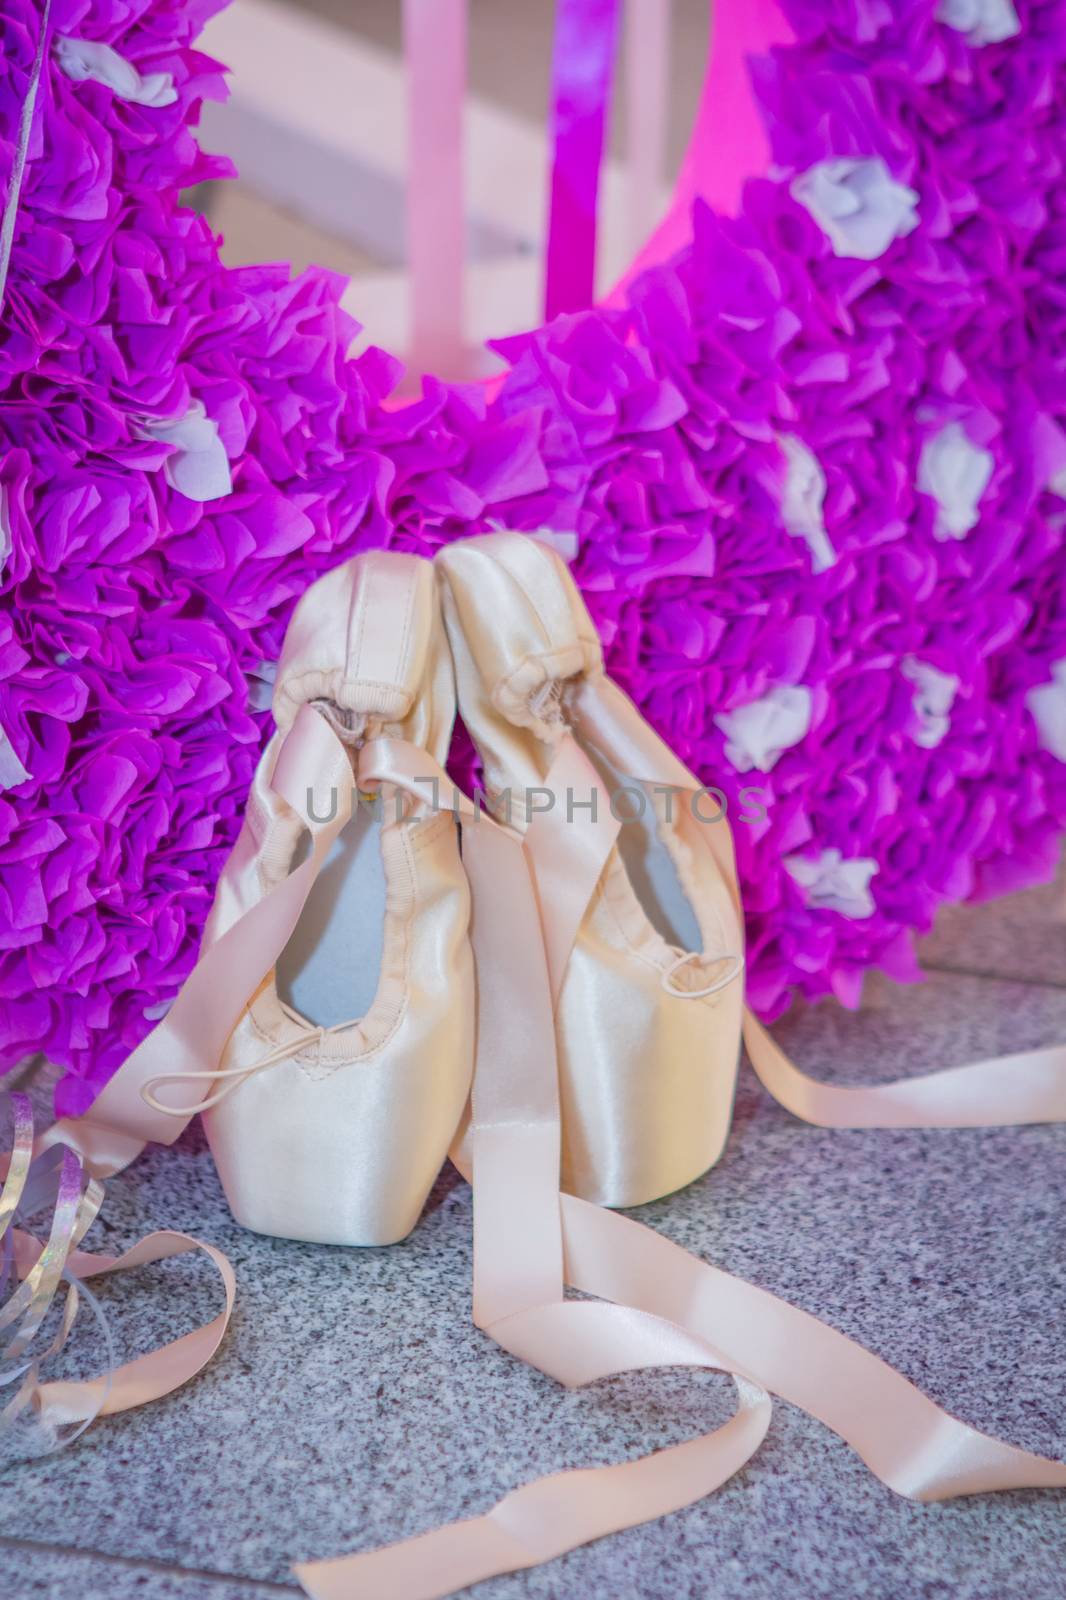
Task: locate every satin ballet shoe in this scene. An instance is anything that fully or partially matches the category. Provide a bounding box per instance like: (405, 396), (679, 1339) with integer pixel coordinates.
(166, 551), (473, 1247)
(36, 542), (1066, 1600)
(436, 530), (745, 1209)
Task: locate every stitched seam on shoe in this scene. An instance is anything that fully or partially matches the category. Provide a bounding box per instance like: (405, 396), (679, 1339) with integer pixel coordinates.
(348, 557), (418, 702)
(244, 808), (416, 1073)
(394, 562), (417, 693)
(661, 804), (732, 961)
(594, 845), (723, 1008)
(307, 814), (416, 1071)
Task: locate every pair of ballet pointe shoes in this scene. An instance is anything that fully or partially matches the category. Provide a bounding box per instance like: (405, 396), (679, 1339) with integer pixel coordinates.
(152, 532), (746, 1247)
(43, 535), (1066, 1600)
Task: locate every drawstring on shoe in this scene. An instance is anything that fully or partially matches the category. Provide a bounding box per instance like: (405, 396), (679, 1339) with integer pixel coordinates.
(141, 1028), (327, 1117)
(660, 950), (745, 999)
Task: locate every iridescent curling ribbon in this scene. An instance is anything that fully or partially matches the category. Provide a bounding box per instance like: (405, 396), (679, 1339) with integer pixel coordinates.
(32, 696), (1066, 1597)
(1, 1091), (113, 1454)
(0, 1089), (234, 1453)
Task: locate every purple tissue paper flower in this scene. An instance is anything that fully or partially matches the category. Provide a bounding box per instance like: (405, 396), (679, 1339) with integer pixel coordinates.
(0, 0), (1065, 1113)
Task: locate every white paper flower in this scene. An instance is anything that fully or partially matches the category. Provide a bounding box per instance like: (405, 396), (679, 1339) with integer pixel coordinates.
(790, 158), (919, 261)
(778, 435), (836, 573)
(917, 422), (994, 539)
(901, 657), (960, 749)
(55, 36), (178, 108)
(715, 686), (812, 773)
(245, 659), (278, 713)
(937, 0), (1021, 47)
(1026, 661), (1066, 763)
(785, 849), (879, 919)
(0, 722), (30, 791)
(134, 401), (232, 502)
(530, 527), (578, 563)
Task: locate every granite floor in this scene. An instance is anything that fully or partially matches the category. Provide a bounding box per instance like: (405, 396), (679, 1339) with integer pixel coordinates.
(3, 877), (1065, 1600)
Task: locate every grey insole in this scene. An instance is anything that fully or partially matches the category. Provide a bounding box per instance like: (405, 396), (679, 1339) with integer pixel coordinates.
(276, 802), (388, 1028)
(584, 743), (703, 954)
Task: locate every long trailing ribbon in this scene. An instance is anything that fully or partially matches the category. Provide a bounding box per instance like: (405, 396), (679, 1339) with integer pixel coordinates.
(573, 675), (1066, 1130)
(5, 705), (351, 1451)
(30, 700), (1066, 1596)
(295, 733), (773, 1600)
(291, 728), (1066, 1599)
(0, 1092), (234, 1449)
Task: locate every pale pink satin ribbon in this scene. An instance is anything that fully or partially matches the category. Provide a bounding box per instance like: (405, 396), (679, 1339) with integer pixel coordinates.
(294, 728), (1066, 1599)
(42, 706), (356, 1178)
(744, 1010), (1066, 1127)
(4, 1093), (235, 1437)
(295, 735), (774, 1600)
(43, 704), (1066, 1598)
(29, 706), (351, 1428)
(15, 1227), (236, 1427)
(572, 674), (1066, 1130)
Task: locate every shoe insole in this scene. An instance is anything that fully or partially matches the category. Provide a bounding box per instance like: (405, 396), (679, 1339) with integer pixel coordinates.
(276, 800), (387, 1029)
(584, 741), (703, 954)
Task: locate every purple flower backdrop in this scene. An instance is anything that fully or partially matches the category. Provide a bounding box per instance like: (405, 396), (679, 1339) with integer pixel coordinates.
(1, 0), (1065, 1113)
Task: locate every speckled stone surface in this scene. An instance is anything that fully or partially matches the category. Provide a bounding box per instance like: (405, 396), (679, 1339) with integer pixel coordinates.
(3, 905), (1065, 1599)
(918, 848), (1066, 989)
(0, 1537), (289, 1597)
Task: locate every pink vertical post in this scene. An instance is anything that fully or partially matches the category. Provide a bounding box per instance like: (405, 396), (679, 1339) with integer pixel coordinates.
(403, 0), (467, 377)
(625, 0), (671, 255)
(544, 0), (621, 322)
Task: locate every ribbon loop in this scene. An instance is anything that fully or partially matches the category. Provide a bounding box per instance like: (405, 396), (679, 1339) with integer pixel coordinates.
(310, 700), (1066, 1597)
(41, 704), (355, 1176)
(19, 695), (1065, 1600)
(1, 1094), (234, 1456)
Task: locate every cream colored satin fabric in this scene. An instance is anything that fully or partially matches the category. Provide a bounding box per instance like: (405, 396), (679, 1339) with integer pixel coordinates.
(295, 730), (1066, 1600)
(203, 798), (473, 1247)
(37, 538), (1066, 1600)
(271, 546), (456, 759)
(438, 533), (746, 1207)
(198, 551), (474, 1247)
(571, 670), (1066, 1130)
(296, 735), (776, 1600)
(30, 550), (473, 1411)
(41, 704), (357, 1180)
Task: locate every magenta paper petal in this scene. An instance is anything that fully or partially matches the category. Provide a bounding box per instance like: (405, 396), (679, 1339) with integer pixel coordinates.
(0, 0), (1065, 1109)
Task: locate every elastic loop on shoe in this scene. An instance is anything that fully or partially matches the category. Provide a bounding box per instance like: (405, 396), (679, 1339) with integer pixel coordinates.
(660, 951), (745, 1000)
(140, 1029), (326, 1117)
